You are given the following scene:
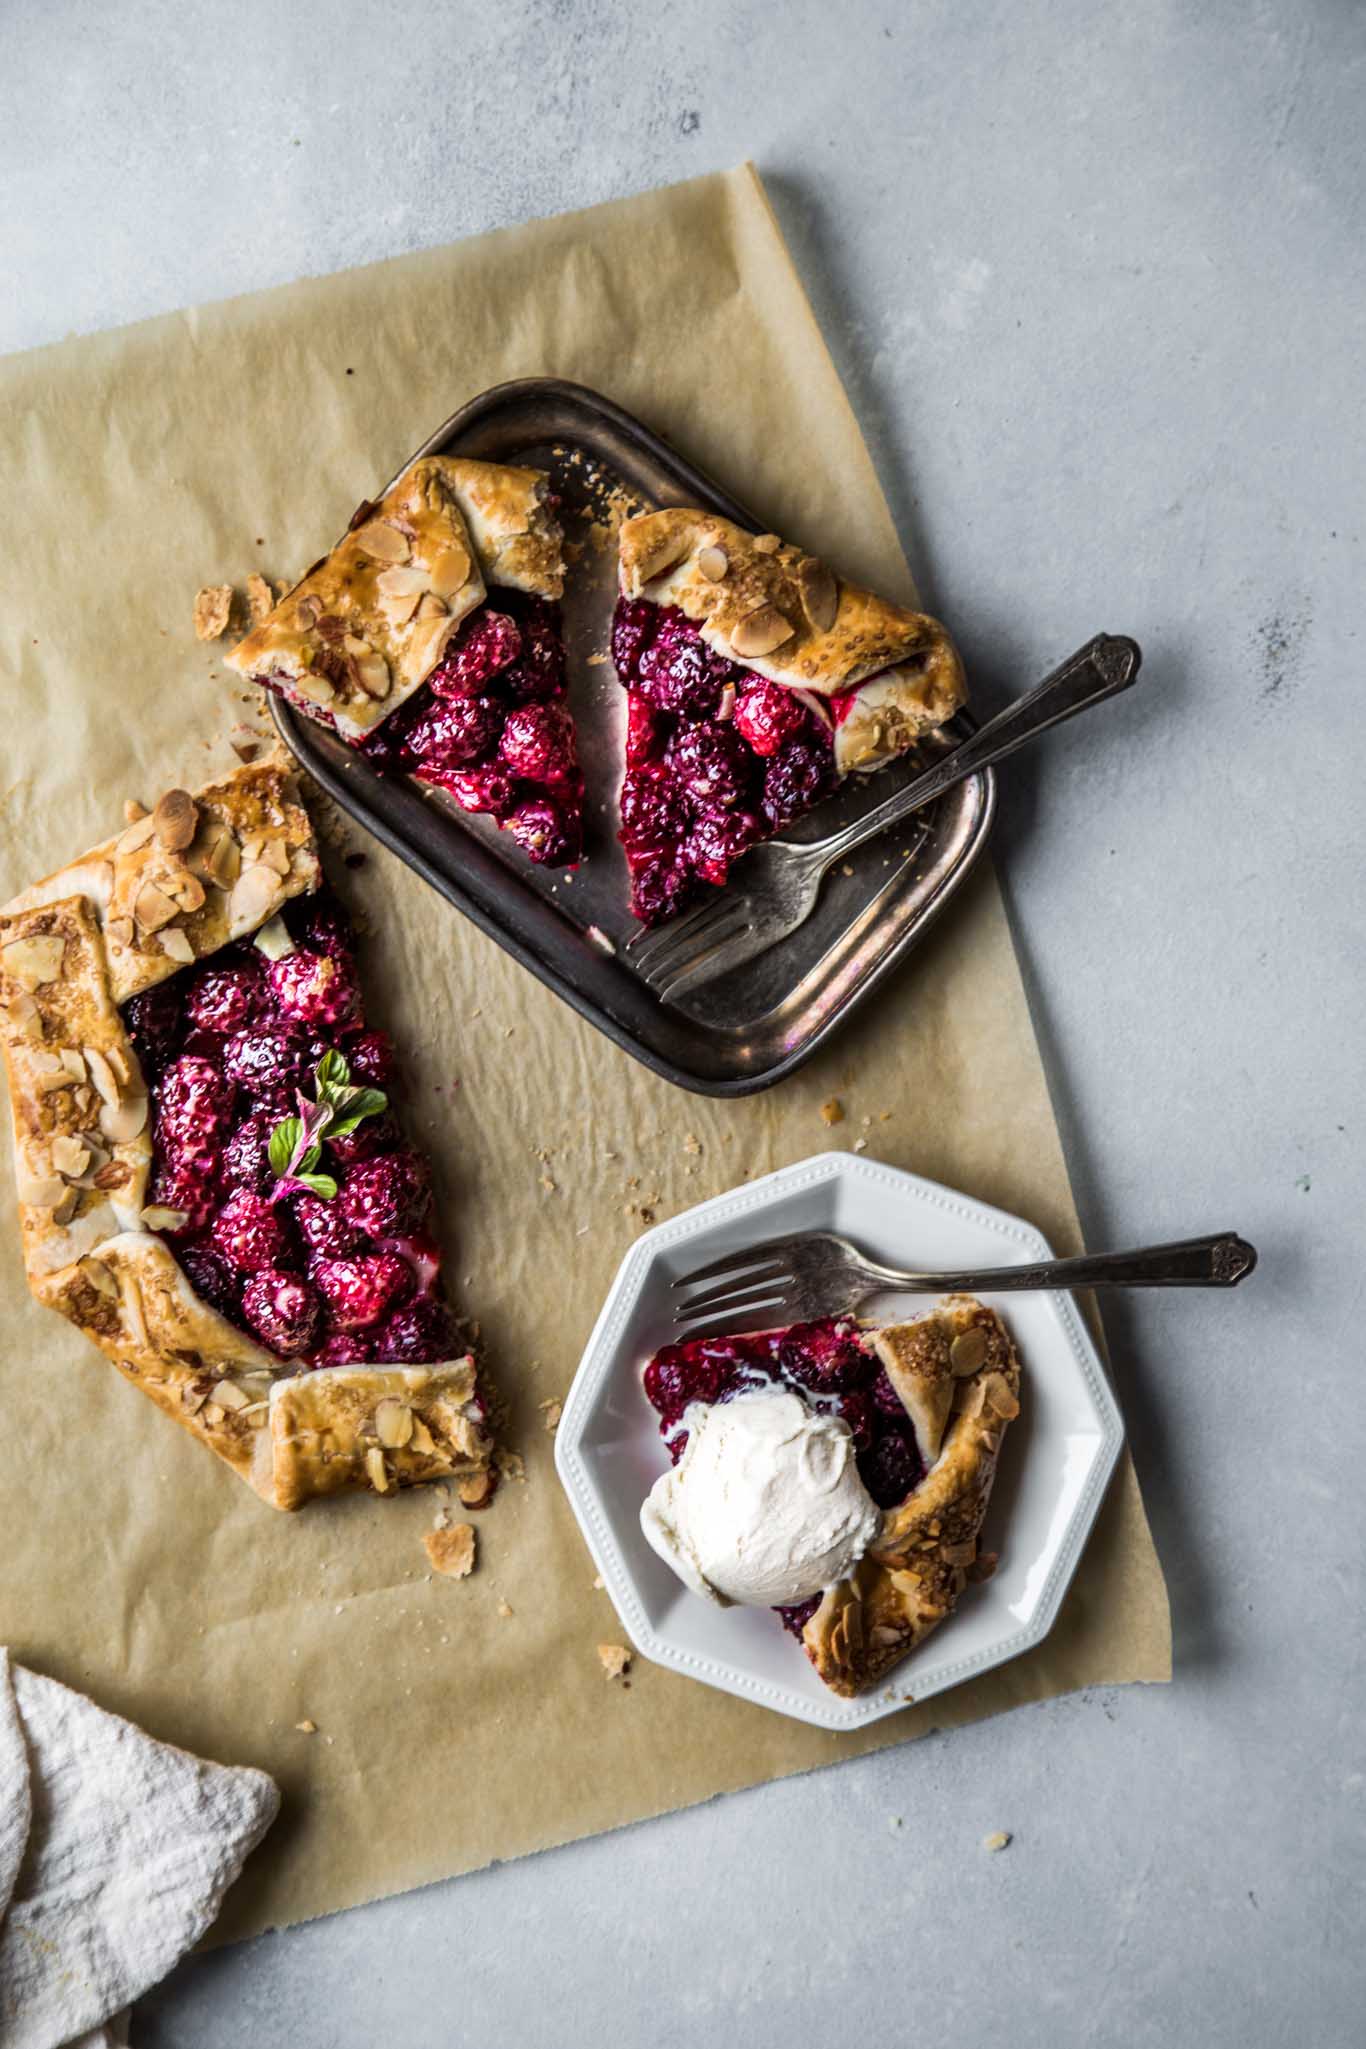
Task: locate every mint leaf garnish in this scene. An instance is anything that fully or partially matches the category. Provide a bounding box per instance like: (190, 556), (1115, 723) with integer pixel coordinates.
(267, 1050), (388, 1201)
(328, 1088), (388, 1138)
(269, 1118), (302, 1179)
(293, 1171), (339, 1200)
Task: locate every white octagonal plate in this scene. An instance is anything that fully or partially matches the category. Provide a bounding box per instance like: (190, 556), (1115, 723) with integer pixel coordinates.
(554, 1152), (1125, 1730)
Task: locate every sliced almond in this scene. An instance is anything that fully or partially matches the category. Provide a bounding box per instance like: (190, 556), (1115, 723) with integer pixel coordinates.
(428, 543), (472, 600)
(181, 1382), (210, 1414)
(1, 934), (66, 990)
(153, 788), (198, 852)
(59, 1048), (88, 1081)
(116, 813), (159, 855)
(252, 914), (295, 962)
(716, 682), (736, 723)
(730, 605), (796, 659)
(105, 917), (136, 950)
(414, 591), (448, 622)
(209, 1379), (250, 1412)
(635, 529), (692, 584)
(375, 564), (429, 601)
(374, 1397), (415, 1449)
(354, 520), (411, 565)
(18, 1174), (67, 1209)
(100, 1091), (149, 1144)
(408, 1415), (437, 1459)
(4, 992), (42, 1040)
(79, 1257), (119, 1299)
(164, 869), (206, 914)
(982, 1372), (1020, 1421)
(133, 882), (180, 934)
(404, 612), (455, 679)
(52, 1134), (91, 1178)
(83, 1046), (120, 1109)
(352, 647), (391, 700)
(365, 1445), (391, 1494)
(797, 557), (839, 634)
(751, 533), (782, 555)
(295, 592), (323, 629)
(141, 1204), (189, 1231)
(123, 799), (149, 824)
(159, 928), (195, 965)
(697, 544), (729, 581)
(200, 829), (242, 891)
(257, 838), (290, 877)
(201, 1403), (224, 1427)
(949, 1327), (988, 1377)
(52, 1187), (79, 1225)
(229, 864), (281, 932)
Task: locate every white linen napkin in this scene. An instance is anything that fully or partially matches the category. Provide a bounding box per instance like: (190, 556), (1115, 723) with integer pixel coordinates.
(0, 1649), (278, 2049)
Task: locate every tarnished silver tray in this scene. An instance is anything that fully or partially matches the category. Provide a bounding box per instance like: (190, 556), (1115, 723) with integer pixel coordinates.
(269, 379), (995, 1096)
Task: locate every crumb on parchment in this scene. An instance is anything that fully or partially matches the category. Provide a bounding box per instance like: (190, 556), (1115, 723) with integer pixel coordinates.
(193, 585), (233, 640)
(598, 1644), (632, 1681)
(424, 1523), (477, 1579)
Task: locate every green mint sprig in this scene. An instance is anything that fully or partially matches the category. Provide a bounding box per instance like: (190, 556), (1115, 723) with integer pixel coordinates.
(267, 1051), (388, 1202)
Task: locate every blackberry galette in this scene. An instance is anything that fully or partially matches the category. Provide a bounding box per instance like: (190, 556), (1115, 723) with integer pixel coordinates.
(227, 456), (584, 868)
(613, 510), (967, 923)
(641, 1298), (1021, 1697)
(0, 758), (494, 1512)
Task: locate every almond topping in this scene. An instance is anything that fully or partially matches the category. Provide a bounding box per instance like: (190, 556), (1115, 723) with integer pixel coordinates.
(79, 1257), (119, 1299)
(229, 865), (281, 932)
(116, 813), (158, 855)
(354, 520), (411, 565)
(159, 928), (195, 965)
(141, 1204), (189, 1231)
(751, 533), (782, 554)
(428, 543), (472, 600)
(52, 1187), (79, 1225)
(376, 565), (429, 601)
(365, 1445), (391, 1494)
(153, 788), (198, 852)
(123, 799), (149, 824)
(52, 1135), (91, 1178)
(352, 647), (392, 700)
(983, 1373), (1020, 1421)
(106, 918), (135, 949)
(100, 1091), (149, 1145)
(797, 557), (839, 634)
(4, 992), (41, 1039)
(84, 1046), (120, 1108)
(18, 1174), (67, 1209)
(164, 869), (206, 914)
(133, 882), (180, 934)
(374, 1397), (415, 1449)
(257, 839), (290, 877)
(635, 529), (693, 584)
(181, 1382), (210, 1414)
(697, 545), (729, 581)
(949, 1327), (988, 1377)
(252, 914), (295, 962)
(295, 592), (323, 628)
(209, 1379), (250, 1411)
(730, 605), (795, 659)
(413, 591), (448, 621)
(1, 935), (65, 990)
(408, 1415), (437, 1458)
(59, 1048), (88, 1081)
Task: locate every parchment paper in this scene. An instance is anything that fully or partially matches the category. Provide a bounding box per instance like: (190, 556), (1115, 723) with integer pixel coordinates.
(0, 165), (1169, 1941)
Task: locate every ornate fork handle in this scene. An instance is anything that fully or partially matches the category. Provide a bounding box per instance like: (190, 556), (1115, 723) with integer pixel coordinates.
(856, 1232), (1258, 1294)
(786, 631), (1143, 873)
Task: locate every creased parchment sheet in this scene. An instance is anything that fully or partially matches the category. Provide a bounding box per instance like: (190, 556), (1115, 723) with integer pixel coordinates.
(0, 165), (1169, 1940)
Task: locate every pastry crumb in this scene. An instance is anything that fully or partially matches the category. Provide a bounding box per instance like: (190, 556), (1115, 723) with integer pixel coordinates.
(294, 1718), (318, 1735)
(682, 1133), (702, 1155)
(496, 1599), (514, 1619)
(597, 1643), (631, 1681)
(497, 1449), (526, 1484)
(820, 1098), (844, 1126)
(853, 1137), (868, 1153)
(424, 1523), (477, 1579)
(984, 1831), (1012, 1853)
(244, 572), (274, 625)
(539, 1399), (562, 1433)
(193, 584), (233, 640)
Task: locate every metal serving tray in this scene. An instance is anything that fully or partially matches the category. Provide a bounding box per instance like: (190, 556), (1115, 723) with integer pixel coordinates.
(269, 379), (995, 1097)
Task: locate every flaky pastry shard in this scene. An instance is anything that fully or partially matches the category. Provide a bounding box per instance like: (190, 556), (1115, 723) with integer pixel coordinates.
(226, 455), (564, 739)
(0, 758), (495, 1513)
(802, 1297), (1022, 1696)
(618, 508), (965, 773)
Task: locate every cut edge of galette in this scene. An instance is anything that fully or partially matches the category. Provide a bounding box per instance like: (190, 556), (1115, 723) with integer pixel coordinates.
(641, 1297), (1021, 1697)
(612, 509), (967, 923)
(0, 756), (495, 1512)
(227, 455), (585, 870)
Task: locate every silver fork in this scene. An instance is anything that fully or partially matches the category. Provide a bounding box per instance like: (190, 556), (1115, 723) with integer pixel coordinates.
(671, 1228), (1258, 1334)
(628, 631), (1142, 1004)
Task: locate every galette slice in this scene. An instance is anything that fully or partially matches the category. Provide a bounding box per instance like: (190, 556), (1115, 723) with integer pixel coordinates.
(613, 510), (967, 923)
(641, 1297), (1020, 1696)
(227, 455), (584, 867)
(0, 758), (494, 1513)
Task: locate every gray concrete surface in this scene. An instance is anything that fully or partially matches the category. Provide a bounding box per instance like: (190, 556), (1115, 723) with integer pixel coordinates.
(5, 2), (1364, 2043)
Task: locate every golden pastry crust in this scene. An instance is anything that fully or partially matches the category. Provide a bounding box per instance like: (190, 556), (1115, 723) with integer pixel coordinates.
(261, 1359), (493, 1511)
(0, 759), (496, 1514)
(226, 457), (563, 739)
(618, 509), (965, 771)
(2, 761), (318, 1005)
(803, 1297), (1021, 1697)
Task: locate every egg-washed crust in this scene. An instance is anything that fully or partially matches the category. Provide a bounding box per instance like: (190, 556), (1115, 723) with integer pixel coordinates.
(226, 456), (565, 741)
(261, 1360), (493, 1512)
(0, 758), (495, 1514)
(618, 509), (966, 773)
(803, 1297), (1021, 1697)
(2, 760), (319, 1006)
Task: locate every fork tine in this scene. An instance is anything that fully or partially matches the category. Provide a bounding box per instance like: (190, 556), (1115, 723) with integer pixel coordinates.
(674, 1289), (793, 1335)
(626, 895), (732, 970)
(673, 1267), (796, 1315)
(674, 1285), (797, 1332)
(635, 902), (750, 988)
(651, 917), (758, 1001)
(671, 1239), (796, 1289)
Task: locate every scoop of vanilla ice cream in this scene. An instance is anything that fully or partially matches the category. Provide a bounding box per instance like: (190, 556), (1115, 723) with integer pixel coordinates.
(640, 1390), (881, 1608)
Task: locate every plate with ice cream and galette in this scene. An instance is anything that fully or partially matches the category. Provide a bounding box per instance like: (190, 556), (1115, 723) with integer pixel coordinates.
(555, 1152), (1124, 1730)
